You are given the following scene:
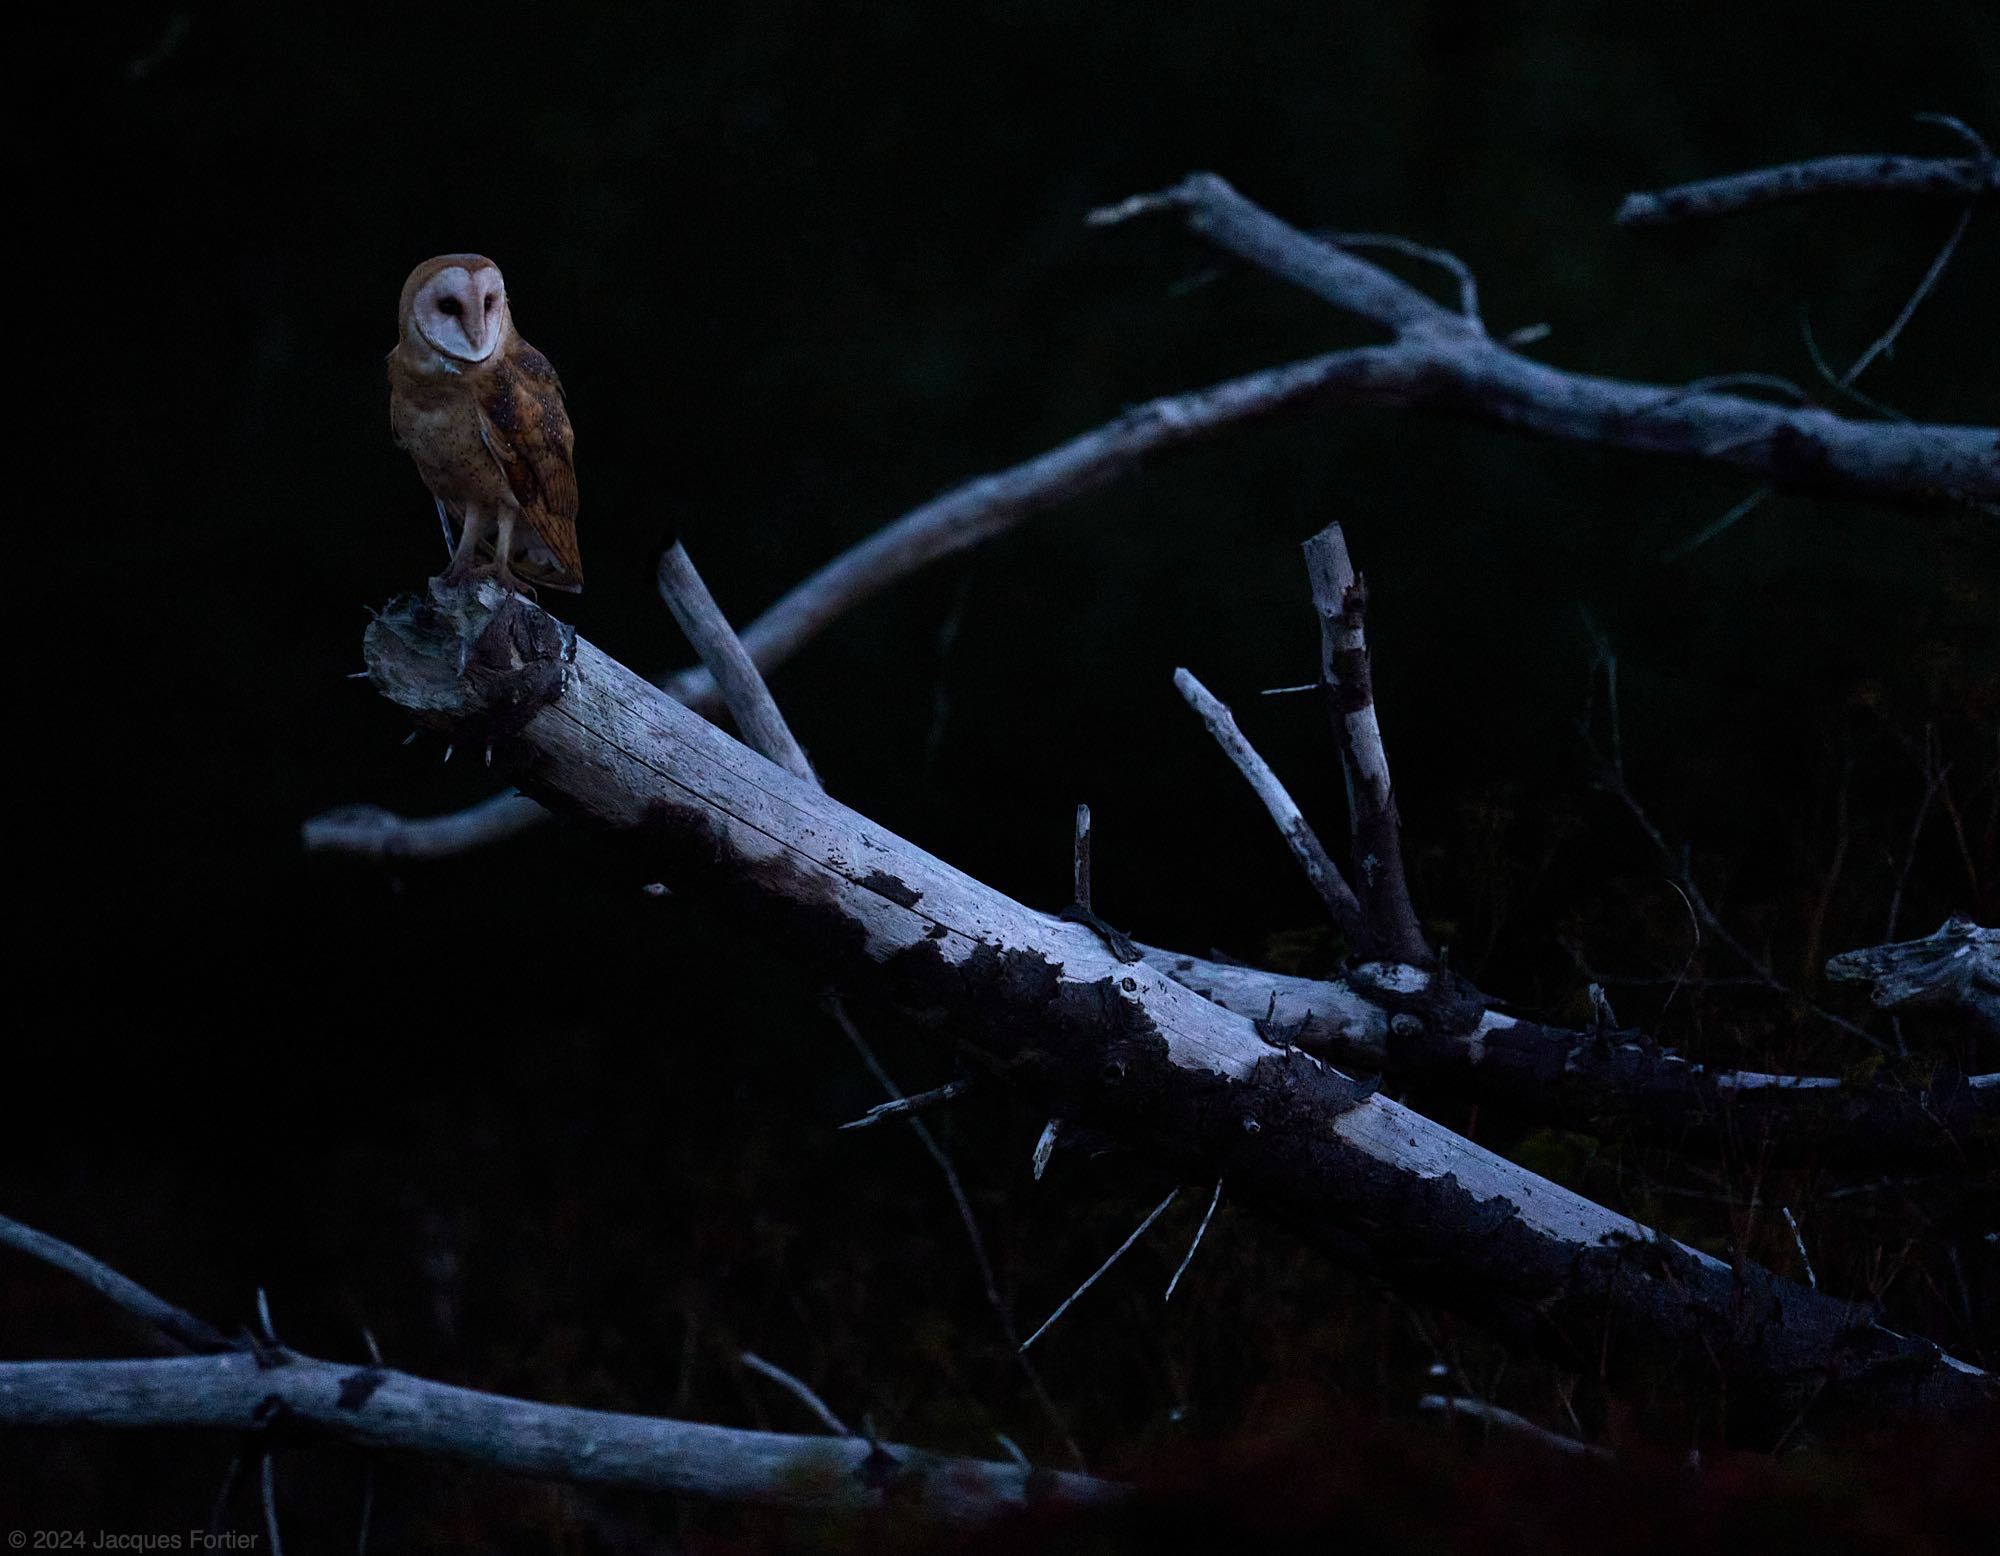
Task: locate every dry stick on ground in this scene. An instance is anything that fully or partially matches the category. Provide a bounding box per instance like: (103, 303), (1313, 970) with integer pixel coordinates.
(0, 1223), (1118, 1520)
(1302, 522), (1432, 966)
(1617, 152), (1998, 227)
(0, 1353), (1113, 1518)
(1174, 667), (1367, 944)
(306, 160), (1998, 865)
(334, 586), (1989, 1437)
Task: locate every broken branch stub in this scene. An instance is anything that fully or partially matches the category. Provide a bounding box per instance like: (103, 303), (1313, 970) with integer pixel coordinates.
(1301, 523), (1432, 967)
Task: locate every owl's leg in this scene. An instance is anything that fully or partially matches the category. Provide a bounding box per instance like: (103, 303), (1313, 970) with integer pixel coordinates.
(490, 506), (539, 601)
(441, 503), (491, 586)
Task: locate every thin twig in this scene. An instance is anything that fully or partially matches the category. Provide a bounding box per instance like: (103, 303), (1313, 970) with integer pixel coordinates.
(1175, 667), (1366, 943)
(1020, 1191), (1179, 1354)
(838, 1077), (974, 1131)
(260, 1450), (285, 1556)
(1319, 230), (1484, 330)
(740, 1351), (853, 1437)
(1074, 802), (1094, 911)
(1418, 1395), (1612, 1460)
(1781, 1207), (1819, 1291)
(1800, 308), (1907, 423)
(1660, 485), (1772, 561)
(1165, 1180), (1224, 1301)
(1843, 198), (1978, 387)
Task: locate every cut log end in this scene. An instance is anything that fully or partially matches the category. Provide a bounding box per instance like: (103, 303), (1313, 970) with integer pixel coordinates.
(363, 579), (573, 739)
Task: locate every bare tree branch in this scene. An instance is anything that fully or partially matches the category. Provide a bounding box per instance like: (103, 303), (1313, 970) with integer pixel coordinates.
(346, 585), (1992, 1434)
(659, 351), (1412, 714)
(0, 1213), (234, 1356)
(1302, 523), (1432, 966)
(1094, 173), (1997, 510)
(1174, 666), (1367, 944)
(0, 1214), (1111, 1517)
(1617, 153), (1997, 227)
(0, 1352), (1115, 1517)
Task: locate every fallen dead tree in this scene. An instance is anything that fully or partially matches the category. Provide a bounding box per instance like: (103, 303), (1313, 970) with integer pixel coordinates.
(313, 576), (1982, 1443)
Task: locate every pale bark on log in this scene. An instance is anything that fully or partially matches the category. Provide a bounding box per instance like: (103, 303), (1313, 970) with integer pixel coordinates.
(0, 1353), (1114, 1517)
(349, 583), (1992, 1437)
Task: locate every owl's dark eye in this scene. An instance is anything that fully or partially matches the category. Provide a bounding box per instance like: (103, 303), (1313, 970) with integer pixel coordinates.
(484, 294), (497, 311)
(437, 297), (463, 317)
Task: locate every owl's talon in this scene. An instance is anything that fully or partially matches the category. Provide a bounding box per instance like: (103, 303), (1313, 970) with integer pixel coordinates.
(493, 569), (539, 603)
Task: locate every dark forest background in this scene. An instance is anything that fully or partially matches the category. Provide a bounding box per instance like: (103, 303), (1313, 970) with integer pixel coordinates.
(9, 2), (1998, 1548)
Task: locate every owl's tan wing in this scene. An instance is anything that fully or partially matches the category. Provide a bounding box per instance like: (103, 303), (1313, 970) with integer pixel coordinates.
(477, 343), (583, 587)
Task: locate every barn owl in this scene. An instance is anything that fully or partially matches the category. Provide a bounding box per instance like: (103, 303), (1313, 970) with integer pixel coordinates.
(388, 255), (582, 594)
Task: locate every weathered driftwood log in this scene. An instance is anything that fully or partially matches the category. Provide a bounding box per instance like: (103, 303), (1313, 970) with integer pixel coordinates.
(353, 581), (1991, 1438)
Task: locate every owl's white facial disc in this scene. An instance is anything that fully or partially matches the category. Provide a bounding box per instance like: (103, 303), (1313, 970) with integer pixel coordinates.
(412, 265), (507, 362)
